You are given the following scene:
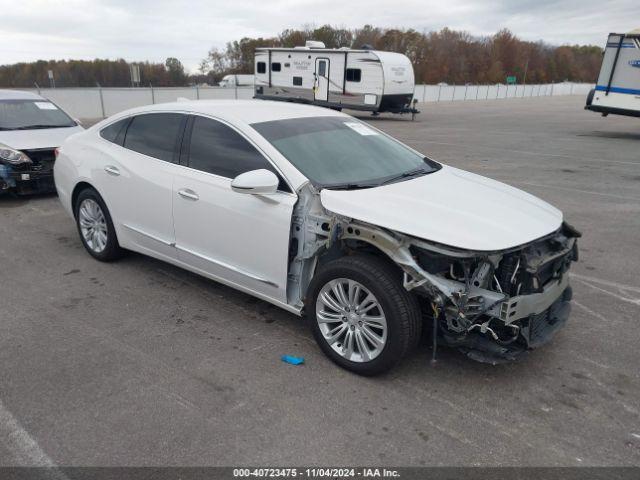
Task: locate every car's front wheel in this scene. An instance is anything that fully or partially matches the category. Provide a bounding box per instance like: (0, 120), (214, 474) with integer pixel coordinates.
(74, 188), (123, 261)
(306, 255), (422, 375)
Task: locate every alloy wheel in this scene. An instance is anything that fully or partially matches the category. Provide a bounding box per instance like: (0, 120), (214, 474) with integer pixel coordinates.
(78, 198), (108, 253)
(315, 278), (388, 362)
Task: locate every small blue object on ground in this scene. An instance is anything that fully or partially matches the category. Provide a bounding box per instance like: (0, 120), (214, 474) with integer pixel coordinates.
(281, 355), (305, 365)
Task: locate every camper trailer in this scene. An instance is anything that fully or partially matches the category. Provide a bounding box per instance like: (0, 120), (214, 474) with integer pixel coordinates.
(585, 29), (640, 118)
(253, 41), (418, 116)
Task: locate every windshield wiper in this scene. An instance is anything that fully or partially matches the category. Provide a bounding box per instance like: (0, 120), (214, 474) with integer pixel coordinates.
(13, 124), (64, 130)
(379, 167), (428, 186)
(323, 183), (378, 191)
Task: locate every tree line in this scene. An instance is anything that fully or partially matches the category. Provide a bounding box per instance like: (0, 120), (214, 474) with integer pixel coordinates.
(1, 26), (603, 88)
(0, 57), (188, 88)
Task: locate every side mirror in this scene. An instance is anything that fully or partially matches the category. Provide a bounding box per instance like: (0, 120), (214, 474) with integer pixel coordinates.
(231, 169), (279, 195)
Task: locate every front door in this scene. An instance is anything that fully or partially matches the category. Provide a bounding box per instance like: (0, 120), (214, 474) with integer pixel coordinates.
(172, 115), (296, 304)
(314, 58), (330, 101)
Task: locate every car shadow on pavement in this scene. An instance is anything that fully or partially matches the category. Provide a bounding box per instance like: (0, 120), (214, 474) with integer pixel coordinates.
(577, 131), (640, 141)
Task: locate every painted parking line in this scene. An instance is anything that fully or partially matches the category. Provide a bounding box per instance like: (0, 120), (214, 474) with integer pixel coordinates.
(0, 398), (67, 478)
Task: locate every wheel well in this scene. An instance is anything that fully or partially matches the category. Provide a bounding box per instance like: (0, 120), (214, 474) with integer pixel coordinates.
(71, 182), (94, 216)
(321, 239), (404, 280)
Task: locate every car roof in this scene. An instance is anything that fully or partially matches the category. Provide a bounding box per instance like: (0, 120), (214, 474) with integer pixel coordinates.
(0, 89), (45, 101)
(110, 99), (348, 125)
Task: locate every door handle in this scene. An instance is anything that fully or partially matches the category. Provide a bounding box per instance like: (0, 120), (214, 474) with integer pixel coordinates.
(178, 188), (199, 201)
(104, 165), (120, 176)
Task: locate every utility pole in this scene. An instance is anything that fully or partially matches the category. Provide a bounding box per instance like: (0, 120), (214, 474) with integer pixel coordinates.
(522, 59), (529, 97)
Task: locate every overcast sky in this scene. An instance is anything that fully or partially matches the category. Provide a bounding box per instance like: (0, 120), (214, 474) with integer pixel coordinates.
(2, 0), (639, 72)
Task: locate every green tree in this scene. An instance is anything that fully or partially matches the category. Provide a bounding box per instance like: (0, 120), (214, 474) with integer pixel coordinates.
(165, 57), (186, 85)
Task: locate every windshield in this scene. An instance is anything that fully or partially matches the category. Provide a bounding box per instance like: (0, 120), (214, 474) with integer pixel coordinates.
(0, 99), (76, 130)
(251, 116), (440, 189)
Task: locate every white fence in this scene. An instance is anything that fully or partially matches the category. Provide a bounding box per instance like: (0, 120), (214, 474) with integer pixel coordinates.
(20, 82), (593, 120)
(413, 82), (593, 102)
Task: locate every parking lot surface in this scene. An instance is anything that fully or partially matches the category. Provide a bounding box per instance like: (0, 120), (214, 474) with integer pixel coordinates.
(1, 96), (639, 467)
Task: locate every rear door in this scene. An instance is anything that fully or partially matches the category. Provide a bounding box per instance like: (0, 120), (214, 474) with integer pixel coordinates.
(172, 115), (296, 303)
(94, 112), (186, 261)
(314, 58), (330, 101)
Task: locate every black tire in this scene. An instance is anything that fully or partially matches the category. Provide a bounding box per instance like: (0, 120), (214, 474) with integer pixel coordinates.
(74, 187), (123, 262)
(305, 254), (422, 375)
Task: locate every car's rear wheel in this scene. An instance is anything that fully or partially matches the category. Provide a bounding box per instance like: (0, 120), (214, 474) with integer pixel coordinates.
(74, 188), (123, 261)
(306, 255), (421, 375)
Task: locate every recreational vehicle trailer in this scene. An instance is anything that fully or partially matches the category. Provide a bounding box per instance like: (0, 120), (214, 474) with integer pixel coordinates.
(253, 41), (418, 116)
(585, 29), (640, 118)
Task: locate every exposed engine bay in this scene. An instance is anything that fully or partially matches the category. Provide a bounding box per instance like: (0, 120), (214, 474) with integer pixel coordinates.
(288, 183), (580, 364)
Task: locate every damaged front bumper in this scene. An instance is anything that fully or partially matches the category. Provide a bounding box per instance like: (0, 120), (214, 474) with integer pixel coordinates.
(0, 148), (57, 195)
(412, 224), (579, 364)
(450, 285), (573, 364)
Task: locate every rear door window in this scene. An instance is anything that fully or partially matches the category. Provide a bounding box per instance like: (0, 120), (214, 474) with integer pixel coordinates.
(123, 113), (185, 162)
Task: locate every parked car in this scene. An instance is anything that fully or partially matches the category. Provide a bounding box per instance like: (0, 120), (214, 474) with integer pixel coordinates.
(218, 74), (255, 88)
(0, 90), (83, 194)
(54, 100), (579, 375)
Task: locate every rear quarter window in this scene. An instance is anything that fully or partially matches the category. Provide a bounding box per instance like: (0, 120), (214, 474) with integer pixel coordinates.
(99, 118), (130, 145)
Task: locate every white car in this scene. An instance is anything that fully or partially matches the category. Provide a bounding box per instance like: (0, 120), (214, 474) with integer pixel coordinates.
(54, 100), (579, 375)
(0, 89), (83, 194)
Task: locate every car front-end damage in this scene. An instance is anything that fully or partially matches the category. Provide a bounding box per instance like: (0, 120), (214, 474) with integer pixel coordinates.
(405, 223), (579, 363)
(0, 145), (57, 194)
(289, 183), (580, 364)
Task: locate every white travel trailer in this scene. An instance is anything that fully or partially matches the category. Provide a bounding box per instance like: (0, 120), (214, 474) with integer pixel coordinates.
(219, 74), (255, 88)
(253, 41), (418, 115)
(585, 29), (640, 118)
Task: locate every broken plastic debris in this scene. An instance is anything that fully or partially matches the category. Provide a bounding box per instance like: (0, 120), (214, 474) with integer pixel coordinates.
(281, 355), (305, 365)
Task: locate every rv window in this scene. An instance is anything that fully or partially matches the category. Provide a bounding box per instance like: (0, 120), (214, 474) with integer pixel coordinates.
(272, 62), (281, 72)
(318, 61), (327, 77)
(346, 69), (361, 82)
(257, 62), (266, 74)
(293, 76), (303, 86)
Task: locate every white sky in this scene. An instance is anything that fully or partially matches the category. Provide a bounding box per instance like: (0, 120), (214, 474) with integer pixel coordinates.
(1, 0), (639, 72)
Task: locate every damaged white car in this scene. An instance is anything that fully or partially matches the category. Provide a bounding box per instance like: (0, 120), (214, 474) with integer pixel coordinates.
(54, 100), (579, 375)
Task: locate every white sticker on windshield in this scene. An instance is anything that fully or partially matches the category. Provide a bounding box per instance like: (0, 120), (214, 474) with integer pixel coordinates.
(34, 102), (58, 110)
(343, 122), (378, 136)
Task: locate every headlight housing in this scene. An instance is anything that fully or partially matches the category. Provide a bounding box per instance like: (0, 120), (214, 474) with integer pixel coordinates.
(0, 144), (32, 165)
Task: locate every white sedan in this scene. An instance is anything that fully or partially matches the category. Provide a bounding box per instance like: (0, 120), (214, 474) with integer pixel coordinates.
(54, 100), (579, 375)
